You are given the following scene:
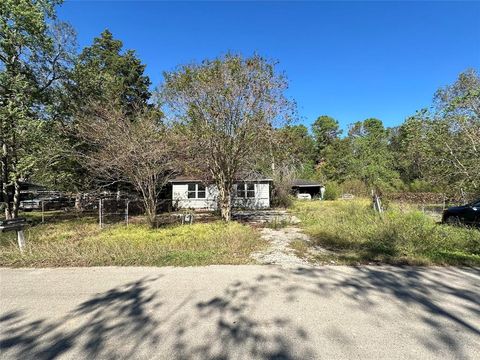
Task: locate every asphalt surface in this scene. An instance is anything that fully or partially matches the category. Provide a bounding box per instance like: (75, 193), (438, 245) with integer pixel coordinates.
(1, 265), (479, 359)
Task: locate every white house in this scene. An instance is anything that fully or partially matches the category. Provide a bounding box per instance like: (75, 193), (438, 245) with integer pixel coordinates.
(169, 177), (272, 210)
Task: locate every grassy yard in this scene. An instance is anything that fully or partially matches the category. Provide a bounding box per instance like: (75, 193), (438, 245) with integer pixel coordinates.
(291, 199), (480, 266)
(0, 215), (265, 267)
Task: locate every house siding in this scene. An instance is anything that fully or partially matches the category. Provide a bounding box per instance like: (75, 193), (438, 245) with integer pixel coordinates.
(232, 182), (270, 209)
(172, 183), (218, 210)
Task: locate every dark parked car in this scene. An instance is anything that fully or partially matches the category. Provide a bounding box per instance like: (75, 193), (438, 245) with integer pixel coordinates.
(442, 199), (480, 227)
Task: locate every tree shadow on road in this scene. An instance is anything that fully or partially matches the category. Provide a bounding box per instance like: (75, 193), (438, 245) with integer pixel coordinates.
(1, 266), (479, 359)
(286, 266), (480, 357)
(0, 276), (162, 359)
(173, 279), (315, 359)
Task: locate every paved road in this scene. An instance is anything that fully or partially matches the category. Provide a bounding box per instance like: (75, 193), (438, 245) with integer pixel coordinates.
(1, 266), (479, 359)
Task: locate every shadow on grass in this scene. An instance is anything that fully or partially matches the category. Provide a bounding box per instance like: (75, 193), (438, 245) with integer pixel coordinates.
(308, 229), (480, 266)
(1, 267), (479, 359)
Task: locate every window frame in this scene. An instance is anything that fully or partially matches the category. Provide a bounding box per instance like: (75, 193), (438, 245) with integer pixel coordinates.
(236, 182), (255, 199)
(187, 183), (206, 199)
(197, 184), (206, 199)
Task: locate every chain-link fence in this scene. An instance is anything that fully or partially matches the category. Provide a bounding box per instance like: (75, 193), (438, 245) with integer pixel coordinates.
(383, 192), (478, 221)
(98, 198), (145, 228)
(13, 192), (146, 227)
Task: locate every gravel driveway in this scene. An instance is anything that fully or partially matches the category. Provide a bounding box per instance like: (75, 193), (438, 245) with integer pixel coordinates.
(252, 227), (310, 266)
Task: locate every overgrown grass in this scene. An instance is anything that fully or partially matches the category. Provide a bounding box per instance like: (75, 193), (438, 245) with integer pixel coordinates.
(264, 216), (293, 230)
(0, 216), (265, 267)
(292, 199), (480, 266)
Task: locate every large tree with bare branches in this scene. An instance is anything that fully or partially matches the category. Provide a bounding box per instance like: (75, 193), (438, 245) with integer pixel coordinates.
(76, 101), (178, 227)
(161, 54), (294, 221)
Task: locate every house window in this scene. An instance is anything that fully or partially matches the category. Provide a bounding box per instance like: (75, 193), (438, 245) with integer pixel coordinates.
(188, 183), (206, 199)
(237, 183), (255, 198)
(198, 184), (206, 198)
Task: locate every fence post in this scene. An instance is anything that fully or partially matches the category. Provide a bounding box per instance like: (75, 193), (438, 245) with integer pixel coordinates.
(460, 188), (466, 204)
(125, 200), (129, 226)
(17, 230), (25, 252)
(99, 199), (103, 229)
(41, 200), (45, 224)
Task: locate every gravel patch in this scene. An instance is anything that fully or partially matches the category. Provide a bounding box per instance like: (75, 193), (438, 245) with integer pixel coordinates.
(234, 209), (301, 225)
(252, 227), (311, 267)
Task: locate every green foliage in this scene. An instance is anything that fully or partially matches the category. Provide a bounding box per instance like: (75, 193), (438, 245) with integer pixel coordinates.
(70, 29), (152, 113)
(1, 0), (75, 217)
(312, 115), (341, 160)
(276, 125), (316, 168)
(324, 182), (341, 200)
(390, 69), (480, 195)
(409, 179), (435, 193)
(340, 179), (369, 197)
(312, 70), (479, 195)
(316, 137), (353, 182)
(348, 118), (402, 191)
(58, 30), (155, 193)
(293, 200), (480, 265)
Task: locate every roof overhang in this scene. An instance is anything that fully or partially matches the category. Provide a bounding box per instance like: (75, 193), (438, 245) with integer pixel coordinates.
(169, 178), (273, 183)
(292, 184), (322, 188)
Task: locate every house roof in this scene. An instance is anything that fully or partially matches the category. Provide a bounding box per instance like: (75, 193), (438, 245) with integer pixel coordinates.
(168, 176), (201, 183)
(169, 175), (273, 183)
(292, 179), (323, 187)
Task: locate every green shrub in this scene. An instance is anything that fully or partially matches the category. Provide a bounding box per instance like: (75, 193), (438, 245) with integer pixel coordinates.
(409, 179), (438, 192)
(324, 182), (341, 200)
(271, 185), (294, 208)
(340, 179), (368, 197)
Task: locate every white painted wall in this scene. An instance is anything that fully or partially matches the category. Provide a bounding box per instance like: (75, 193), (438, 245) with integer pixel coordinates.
(232, 182), (270, 209)
(172, 183), (218, 210)
(171, 181), (270, 210)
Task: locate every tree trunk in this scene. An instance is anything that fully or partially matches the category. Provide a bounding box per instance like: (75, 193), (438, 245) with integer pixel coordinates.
(143, 196), (157, 228)
(1, 143), (12, 220)
(75, 192), (83, 211)
(219, 185), (232, 222)
(11, 178), (20, 218)
(10, 142), (20, 218)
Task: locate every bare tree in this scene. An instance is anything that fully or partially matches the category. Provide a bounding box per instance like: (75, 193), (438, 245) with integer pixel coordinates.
(161, 54), (294, 221)
(76, 101), (178, 227)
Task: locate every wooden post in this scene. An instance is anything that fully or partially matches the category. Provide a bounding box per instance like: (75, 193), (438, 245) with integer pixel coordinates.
(376, 195), (383, 214)
(99, 199), (103, 229)
(125, 200), (129, 226)
(41, 200), (45, 223)
(17, 230), (25, 252)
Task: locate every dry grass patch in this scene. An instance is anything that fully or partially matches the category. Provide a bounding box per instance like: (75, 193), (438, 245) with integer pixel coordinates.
(291, 199), (480, 266)
(0, 217), (265, 267)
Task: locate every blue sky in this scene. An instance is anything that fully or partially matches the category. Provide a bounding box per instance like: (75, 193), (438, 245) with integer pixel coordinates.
(58, 1), (480, 131)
